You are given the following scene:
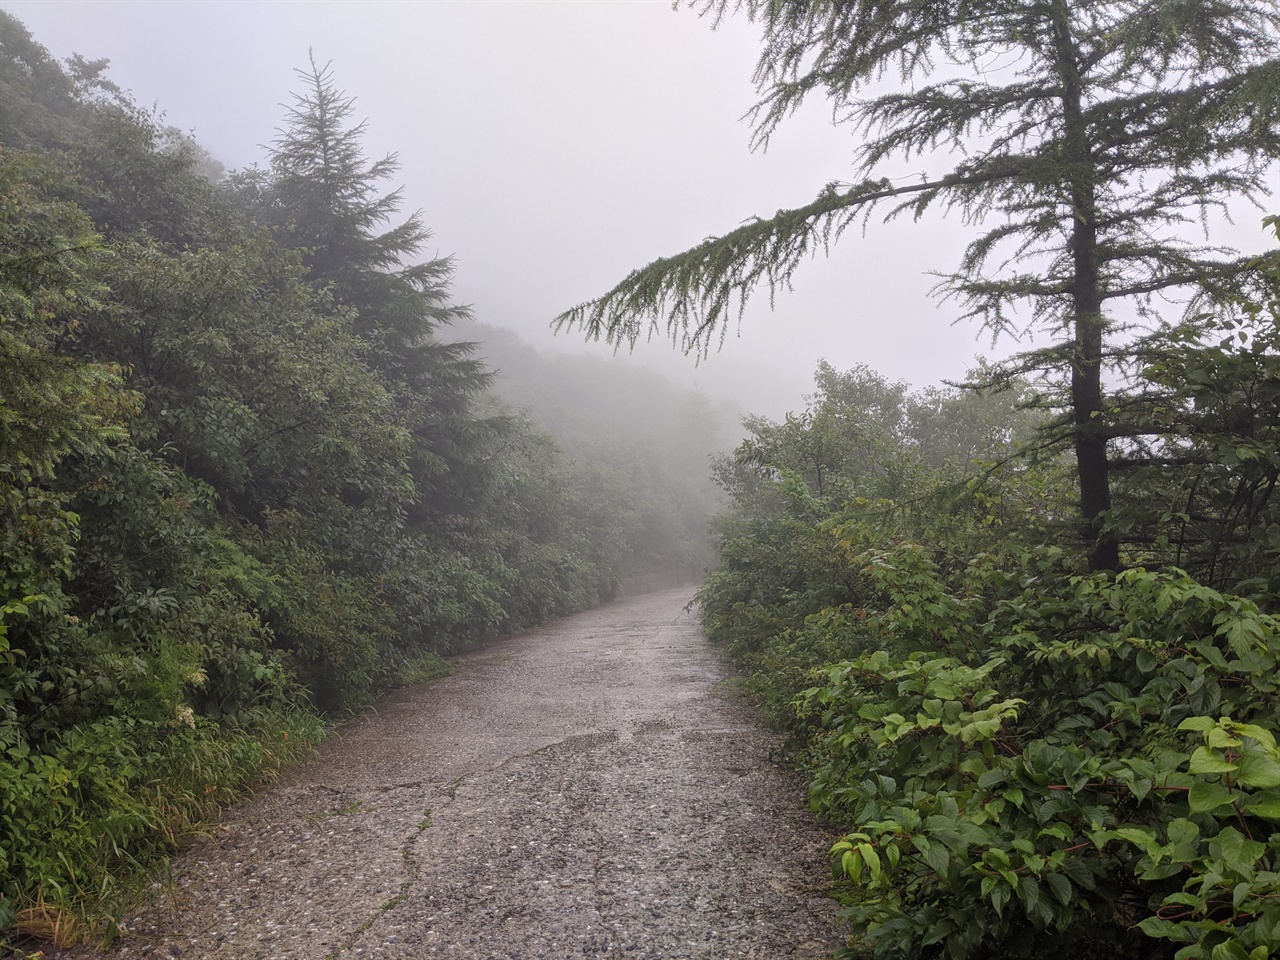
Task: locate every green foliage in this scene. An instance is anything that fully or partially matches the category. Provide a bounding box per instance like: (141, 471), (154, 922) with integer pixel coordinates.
(3, 22), (725, 946)
(799, 556), (1280, 960)
(1, 710), (322, 946)
(698, 361), (1055, 726)
(257, 55), (494, 516)
(1105, 716), (1280, 960)
(698, 353), (1280, 959)
(394, 651), (452, 688)
(1108, 219), (1280, 602)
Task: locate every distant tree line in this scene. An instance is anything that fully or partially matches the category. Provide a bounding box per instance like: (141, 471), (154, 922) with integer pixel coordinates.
(0, 17), (725, 945)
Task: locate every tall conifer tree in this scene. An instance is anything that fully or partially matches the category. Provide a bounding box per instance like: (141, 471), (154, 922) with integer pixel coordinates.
(265, 56), (495, 512)
(558, 0), (1280, 571)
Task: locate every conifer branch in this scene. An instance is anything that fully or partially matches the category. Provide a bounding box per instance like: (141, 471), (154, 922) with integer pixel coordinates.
(555, 161), (1027, 357)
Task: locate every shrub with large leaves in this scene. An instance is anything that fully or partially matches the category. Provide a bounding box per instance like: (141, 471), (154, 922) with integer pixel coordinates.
(800, 548), (1280, 960)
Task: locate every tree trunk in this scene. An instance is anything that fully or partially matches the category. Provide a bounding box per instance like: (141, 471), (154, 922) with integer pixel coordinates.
(1054, 3), (1118, 572)
(1072, 291), (1117, 571)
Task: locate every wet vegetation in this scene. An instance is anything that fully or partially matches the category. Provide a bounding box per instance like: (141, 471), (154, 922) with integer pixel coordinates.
(573, 4), (1280, 959)
(6, 3), (1280, 959)
(698, 341), (1280, 959)
(0, 16), (726, 946)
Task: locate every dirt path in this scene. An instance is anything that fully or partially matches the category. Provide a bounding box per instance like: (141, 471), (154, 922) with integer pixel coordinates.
(103, 588), (844, 959)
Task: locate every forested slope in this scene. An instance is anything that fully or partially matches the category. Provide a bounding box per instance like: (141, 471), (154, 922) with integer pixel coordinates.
(0, 17), (723, 946)
(453, 319), (737, 578)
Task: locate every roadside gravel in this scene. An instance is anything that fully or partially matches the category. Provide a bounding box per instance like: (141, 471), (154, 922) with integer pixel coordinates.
(74, 587), (845, 959)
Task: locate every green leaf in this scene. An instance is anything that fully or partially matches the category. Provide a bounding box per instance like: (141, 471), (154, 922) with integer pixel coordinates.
(858, 842), (882, 881)
(1242, 794), (1280, 819)
(1210, 940), (1252, 960)
(978, 768), (1007, 789)
(885, 841), (900, 871)
(1211, 827), (1266, 876)
(915, 835), (950, 876)
(1138, 916), (1180, 939)
(1235, 724), (1277, 751)
(991, 881), (1010, 917)
(1234, 750), (1280, 789)
(1044, 872), (1073, 906)
(1139, 862), (1185, 881)
(1208, 727), (1243, 749)
(1129, 778), (1154, 803)
(1188, 746), (1237, 775)
(1178, 716), (1217, 733)
(1190, 642), (1231, 671)
(1111, 826), (1158, 848)
(841, 847), (862, 882)
(1188, 780), (1234, 813)
(1016, 874), (1041, 916)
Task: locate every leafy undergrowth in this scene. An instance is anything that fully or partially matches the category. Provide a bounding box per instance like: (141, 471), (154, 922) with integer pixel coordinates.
(1, 707), (325, 950)
(705, 543), (1280, 960)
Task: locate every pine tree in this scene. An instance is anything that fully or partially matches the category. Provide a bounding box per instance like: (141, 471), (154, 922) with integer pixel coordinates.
(557, 0), (1280, 571)
(264, 55), (497, 512)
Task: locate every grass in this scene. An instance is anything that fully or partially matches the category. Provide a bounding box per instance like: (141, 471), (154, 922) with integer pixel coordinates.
(395, 651), (454, 687)
(5, 652), (458, 952)
(2, 706), (327, 953)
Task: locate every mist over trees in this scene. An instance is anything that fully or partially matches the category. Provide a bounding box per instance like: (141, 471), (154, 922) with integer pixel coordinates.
(0, 14), (724, 943)
(560, 1), (1280, 573)
(6, 3), (1280, 958)
(454, 318), (737, 575)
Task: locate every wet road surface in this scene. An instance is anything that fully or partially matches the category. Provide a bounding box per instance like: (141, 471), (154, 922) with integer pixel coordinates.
(102, 588), (844, 959)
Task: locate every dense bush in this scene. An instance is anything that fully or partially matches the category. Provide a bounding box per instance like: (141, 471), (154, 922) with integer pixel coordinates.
(802, 547), (1280, 959)
(698, 349), (1280, 959)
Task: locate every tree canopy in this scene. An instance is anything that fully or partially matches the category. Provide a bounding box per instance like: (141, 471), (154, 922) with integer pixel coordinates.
(557, 0), (1280, 570)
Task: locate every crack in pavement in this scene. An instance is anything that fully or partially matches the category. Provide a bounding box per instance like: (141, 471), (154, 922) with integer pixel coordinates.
(68, 588), (845, 960)
(332, 737), (594, 957)
(323, 807), (435, 960)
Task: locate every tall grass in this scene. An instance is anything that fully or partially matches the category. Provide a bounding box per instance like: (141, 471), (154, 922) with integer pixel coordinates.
(2, 707), (325, 949)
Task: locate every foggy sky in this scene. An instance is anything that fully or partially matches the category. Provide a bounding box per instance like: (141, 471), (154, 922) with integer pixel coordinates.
(5, 1), (1272, 418)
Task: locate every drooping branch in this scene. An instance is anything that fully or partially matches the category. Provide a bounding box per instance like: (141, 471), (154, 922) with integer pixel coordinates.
(554, 160), (1027, 357)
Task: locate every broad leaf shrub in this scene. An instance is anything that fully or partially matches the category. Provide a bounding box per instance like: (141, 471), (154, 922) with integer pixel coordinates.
(793, 546), (1280, 959)
(1106, 716), (1280, 960)
(1, 439), (324, 945)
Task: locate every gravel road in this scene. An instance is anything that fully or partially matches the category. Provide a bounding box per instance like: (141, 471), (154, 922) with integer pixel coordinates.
(97, 587), (844, 959)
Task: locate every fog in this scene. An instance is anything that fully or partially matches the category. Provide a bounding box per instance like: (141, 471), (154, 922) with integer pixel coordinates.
(5, 1), (1274, 418)
(3, 0), (1012, 417)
